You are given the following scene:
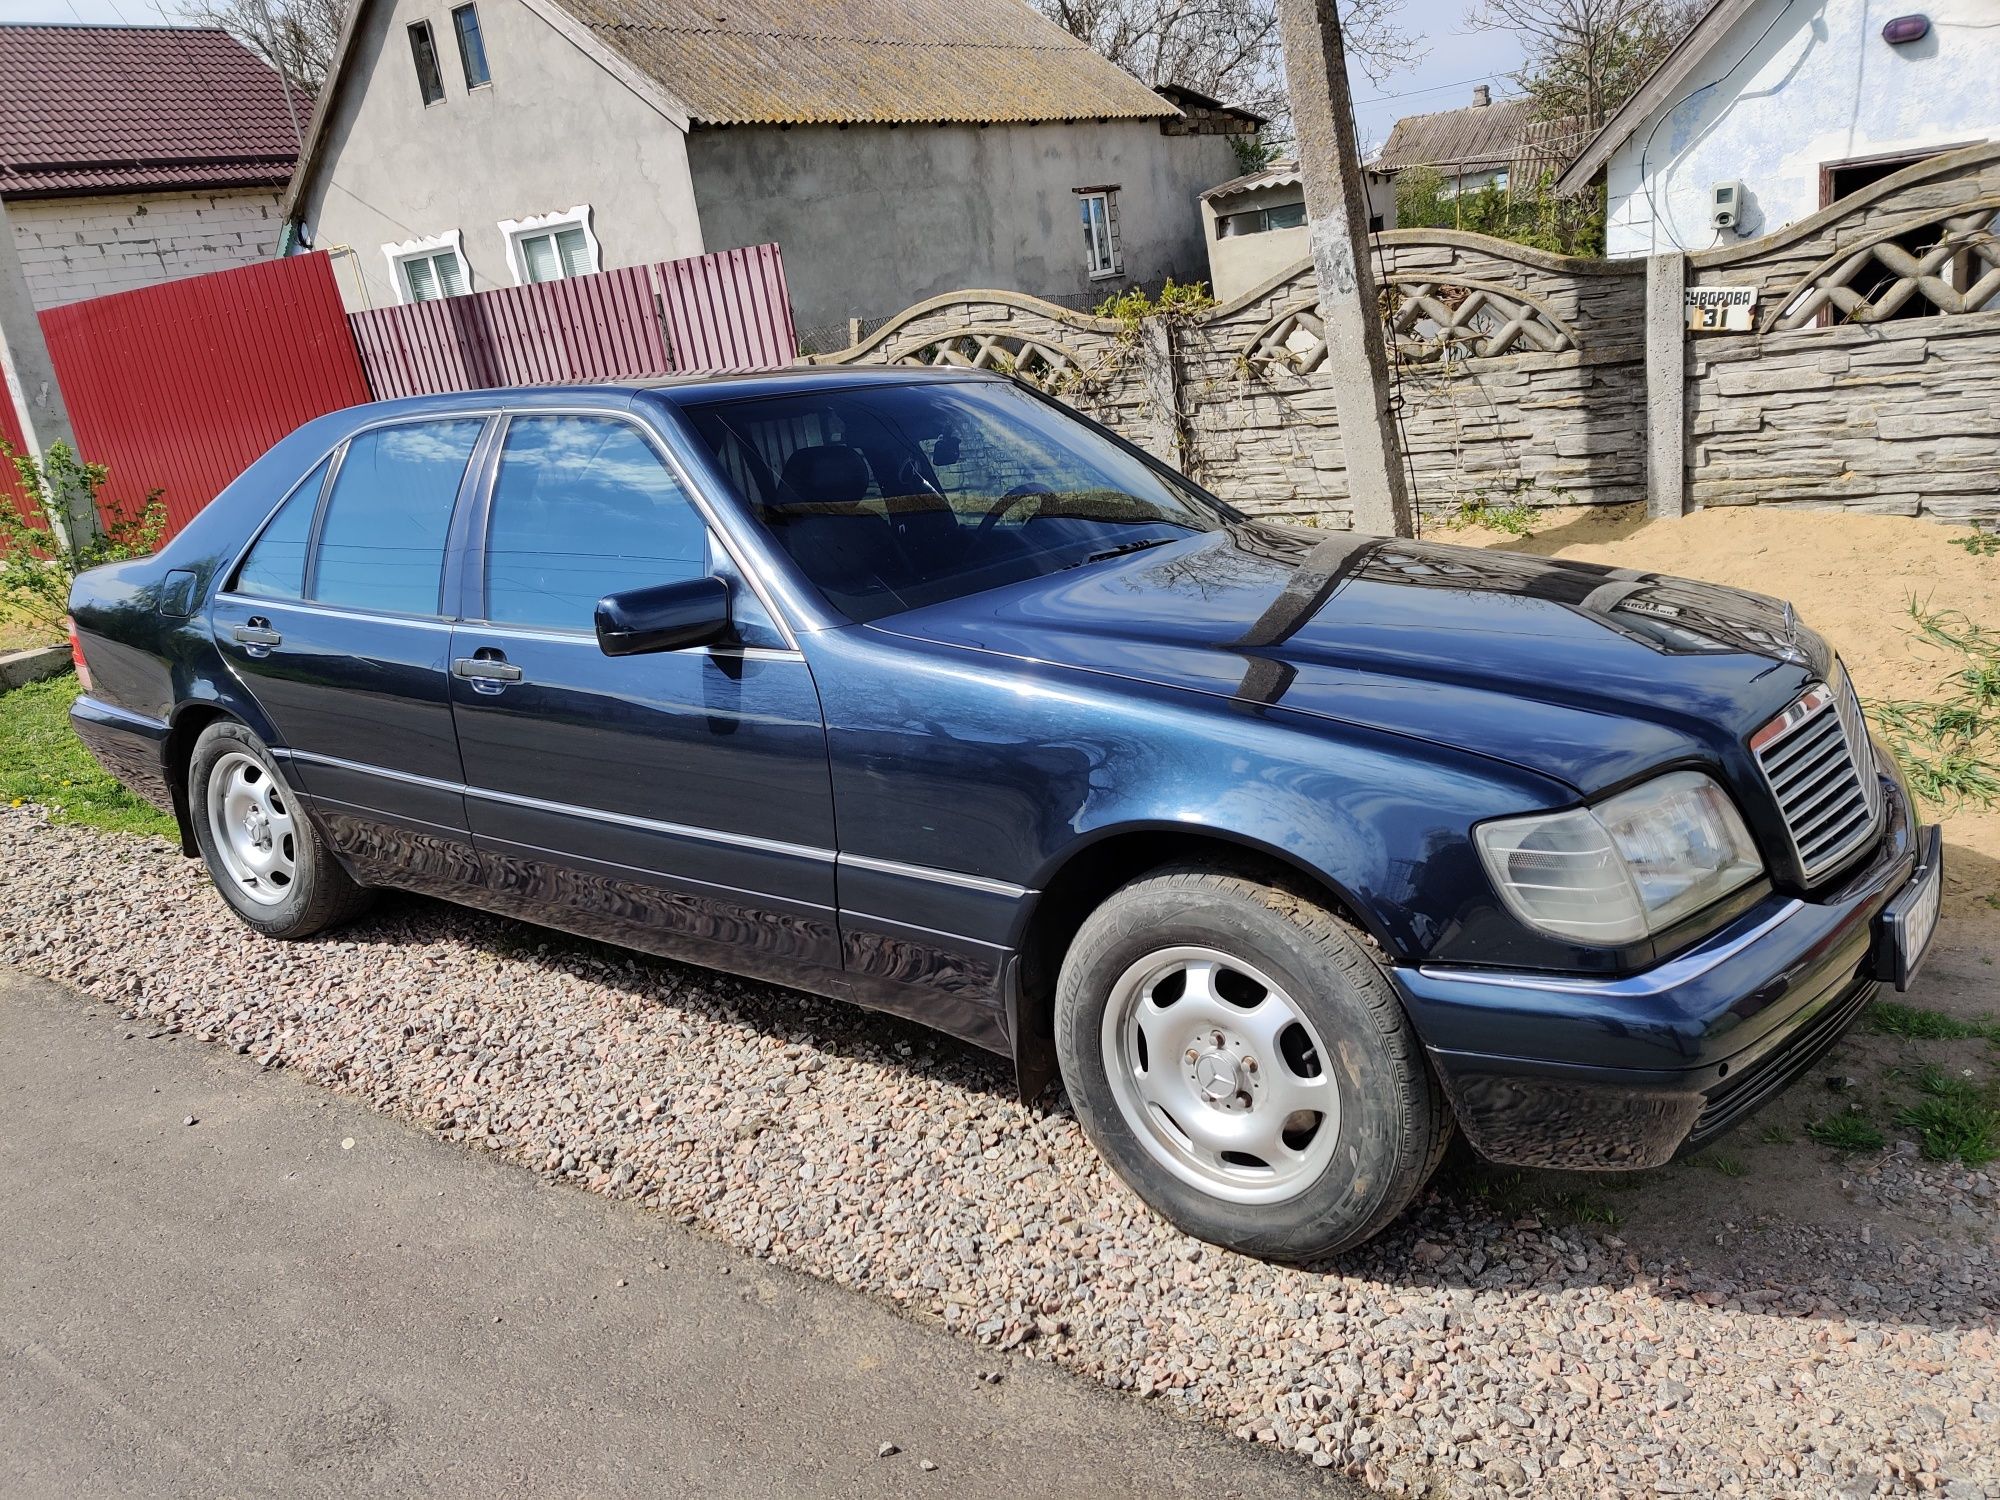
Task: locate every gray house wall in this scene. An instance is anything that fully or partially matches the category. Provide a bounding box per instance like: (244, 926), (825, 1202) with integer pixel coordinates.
(686, 122), (1241, 337)
(291, 0), (703, 310)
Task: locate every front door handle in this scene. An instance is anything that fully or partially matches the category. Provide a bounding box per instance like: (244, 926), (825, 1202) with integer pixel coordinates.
(452, 653), (524, 694)
(232, 618), (282, 657)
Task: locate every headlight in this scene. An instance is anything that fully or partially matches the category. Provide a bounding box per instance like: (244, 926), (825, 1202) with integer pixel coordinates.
(1475, 771), (1762, 945)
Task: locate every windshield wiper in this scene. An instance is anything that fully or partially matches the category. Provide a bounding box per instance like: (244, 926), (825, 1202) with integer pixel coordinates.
(1062, 536), (1181, 571)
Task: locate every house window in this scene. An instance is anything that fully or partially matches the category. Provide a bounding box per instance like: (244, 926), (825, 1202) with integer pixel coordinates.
(383, 231), (470, 302)
(499, 206), (601, 285)
(1217, 201), (1307, 238)
(452, 4), (491, 89)
(408, 21), (445, 105)
(1077, 189), (1122, 278)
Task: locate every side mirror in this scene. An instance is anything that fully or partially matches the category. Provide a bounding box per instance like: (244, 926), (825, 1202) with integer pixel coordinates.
(595, 576), (732, 656)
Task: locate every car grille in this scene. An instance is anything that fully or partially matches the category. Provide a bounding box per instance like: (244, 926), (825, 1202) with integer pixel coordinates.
(1751, 668), (1883, 882)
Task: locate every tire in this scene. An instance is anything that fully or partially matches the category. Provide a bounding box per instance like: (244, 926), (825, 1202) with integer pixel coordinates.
(187, 720), (373, 939)
(1054, 861), (1447, 1260)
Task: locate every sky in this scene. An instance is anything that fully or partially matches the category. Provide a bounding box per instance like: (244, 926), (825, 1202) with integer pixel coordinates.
(0, 0), (1526, 156)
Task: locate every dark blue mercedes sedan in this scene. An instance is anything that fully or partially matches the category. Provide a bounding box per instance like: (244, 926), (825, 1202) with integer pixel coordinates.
(67, 368), (1942, 1257)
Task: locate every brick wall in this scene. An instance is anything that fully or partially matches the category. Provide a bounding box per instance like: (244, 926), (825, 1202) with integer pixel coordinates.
(7, 189), (283, 311)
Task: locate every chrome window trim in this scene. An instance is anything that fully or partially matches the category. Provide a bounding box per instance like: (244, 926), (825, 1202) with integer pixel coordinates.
(274, 748), (1033, 899)
(1414, 899), (1805, 998)
(470, 406), (801, 651)
(219, 408), (508, 603)
(448, 617), (803, 663)
(214, 592), (458, 632)
(216, 402), (803, 650)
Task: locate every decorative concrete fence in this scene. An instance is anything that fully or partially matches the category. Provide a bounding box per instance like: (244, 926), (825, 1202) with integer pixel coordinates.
(813, 140), (2000, 529)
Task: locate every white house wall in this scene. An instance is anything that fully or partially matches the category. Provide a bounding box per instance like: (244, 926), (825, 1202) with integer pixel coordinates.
(1604, 0), (1997, 258)
(7, 189), (282, 311)
(291, 0), (704, 310)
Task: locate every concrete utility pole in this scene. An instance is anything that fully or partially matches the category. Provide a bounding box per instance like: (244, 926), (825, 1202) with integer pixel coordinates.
(1275, 0), (1414, 538)
(0, 195), (94, 548)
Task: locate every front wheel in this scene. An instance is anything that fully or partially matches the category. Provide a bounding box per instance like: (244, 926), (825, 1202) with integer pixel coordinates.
(1054, 862), (1447, 1260)
(188, 720), (373, 939)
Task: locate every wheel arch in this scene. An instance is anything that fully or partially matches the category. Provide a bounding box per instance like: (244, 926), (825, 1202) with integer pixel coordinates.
(1007, 823), (1393, 1103)
(162, 687), (276, 855)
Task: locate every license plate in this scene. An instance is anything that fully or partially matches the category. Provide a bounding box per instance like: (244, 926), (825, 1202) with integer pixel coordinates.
(1878, 826), (1943, 992)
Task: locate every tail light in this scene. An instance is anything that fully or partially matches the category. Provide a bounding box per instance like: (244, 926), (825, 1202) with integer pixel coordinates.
(66, 616), (92, 692)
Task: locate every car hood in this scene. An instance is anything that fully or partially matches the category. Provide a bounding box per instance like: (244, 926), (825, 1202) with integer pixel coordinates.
(871, 525), (1826, 795)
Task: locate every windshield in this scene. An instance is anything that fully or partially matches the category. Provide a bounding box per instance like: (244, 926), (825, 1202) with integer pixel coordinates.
(681, 379), (1228, 623)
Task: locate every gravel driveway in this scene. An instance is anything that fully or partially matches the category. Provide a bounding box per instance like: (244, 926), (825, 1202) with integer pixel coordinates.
(4, 806), (1994, 1498)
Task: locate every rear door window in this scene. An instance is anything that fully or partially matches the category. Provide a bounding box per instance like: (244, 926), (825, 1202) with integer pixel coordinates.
(233, 456), (330, 600)
(312, 419), (485, 616)
(480, 415), (708, 631)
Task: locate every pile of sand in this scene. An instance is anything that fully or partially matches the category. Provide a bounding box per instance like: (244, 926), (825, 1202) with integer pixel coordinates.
(1446, 504), (2000, 921)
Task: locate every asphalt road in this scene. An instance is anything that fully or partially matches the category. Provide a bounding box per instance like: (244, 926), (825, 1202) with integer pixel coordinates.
(0, 966), (1344, 1499)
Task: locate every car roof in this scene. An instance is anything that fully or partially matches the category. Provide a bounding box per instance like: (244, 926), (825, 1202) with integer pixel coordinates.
(333, 365), (993, 424)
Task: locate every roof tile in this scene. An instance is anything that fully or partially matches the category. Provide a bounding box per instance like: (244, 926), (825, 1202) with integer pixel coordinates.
(0, 24), (302, 198)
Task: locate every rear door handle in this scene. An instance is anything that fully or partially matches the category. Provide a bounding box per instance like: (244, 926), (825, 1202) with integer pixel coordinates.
(452, 655), (525, 693)
(231, 619), (282, 656)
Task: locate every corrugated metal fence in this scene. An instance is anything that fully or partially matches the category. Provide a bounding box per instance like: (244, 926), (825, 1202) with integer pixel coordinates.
(40, 253), (373, 536)
(352, 243), (797, 398)
(6, 243), (797, 541)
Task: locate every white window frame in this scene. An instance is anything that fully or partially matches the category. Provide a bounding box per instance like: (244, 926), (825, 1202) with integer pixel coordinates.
(1077, 188), (1123, 280)
(382, 229), (470, 304)
(498, 205), (602, 287)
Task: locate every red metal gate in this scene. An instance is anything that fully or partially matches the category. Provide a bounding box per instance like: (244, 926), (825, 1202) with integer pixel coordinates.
(39, 253), (371, 537)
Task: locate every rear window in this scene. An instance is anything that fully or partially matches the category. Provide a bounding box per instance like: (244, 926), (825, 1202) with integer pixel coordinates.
(234, 456), (329, 601)
(313, 419), (484, 616)
(682, 380), (1223, 623)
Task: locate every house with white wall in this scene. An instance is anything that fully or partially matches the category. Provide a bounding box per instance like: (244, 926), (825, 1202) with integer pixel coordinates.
(0, 24), (300, 311)
(1556, 0), (2000, 258)
(285, 0), (1254, 344)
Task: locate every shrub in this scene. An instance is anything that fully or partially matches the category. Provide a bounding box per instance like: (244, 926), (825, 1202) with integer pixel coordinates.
(0, 440), (165, 636)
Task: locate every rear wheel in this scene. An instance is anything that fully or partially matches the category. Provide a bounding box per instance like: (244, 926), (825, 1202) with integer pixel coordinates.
(188, 720), (372, 938)
(1054, 862), (1446, 1259)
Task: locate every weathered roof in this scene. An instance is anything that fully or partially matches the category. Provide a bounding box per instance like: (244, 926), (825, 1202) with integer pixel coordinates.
(1373, 95), (1532, 174)
(1200, 159), (1301, 203)
(551, 0), (1179, 125)
(0, 24), (300, 199)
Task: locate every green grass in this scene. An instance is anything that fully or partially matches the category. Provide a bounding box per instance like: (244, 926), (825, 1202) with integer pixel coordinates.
(1805, 1114), (1886, 1152)
(0, 597), (57, 654)
(1867, 600), (2000, 810)
(1893, 1067), (2000, 1166)
(1758, 1123), (1794, 1145)
(1949, 532), (2000, 557)
(1704, 1153), (1747, 1178)
(1541, 1189), (1623, 1228)
(0, 673), (176, 837)
(1445, 498), (1538, 538)
(1868, 1001), (2000, 1044)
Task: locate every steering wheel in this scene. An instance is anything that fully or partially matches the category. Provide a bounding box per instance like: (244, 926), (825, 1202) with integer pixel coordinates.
(974, 483), (1054, 538)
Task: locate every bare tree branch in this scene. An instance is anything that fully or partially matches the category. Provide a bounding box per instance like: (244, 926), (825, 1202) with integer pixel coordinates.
(1033, 0), (1424, 147)
(172, 0), (348, 97)
(1466, 0), (1700, 131)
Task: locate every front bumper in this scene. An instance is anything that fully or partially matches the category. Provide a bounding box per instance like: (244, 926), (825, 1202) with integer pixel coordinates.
(1395, 775), (1930, 1170)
